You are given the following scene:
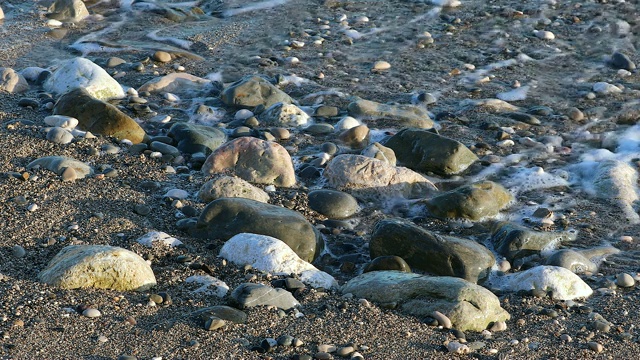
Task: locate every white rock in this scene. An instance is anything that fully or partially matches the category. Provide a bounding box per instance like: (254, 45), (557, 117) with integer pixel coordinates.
(534, 30), (555, 40)
(432, 0), (461, 7)
(234, 109), (254, 120)
(447, 341), (469, 354)
(335, 116), (361, 131)
(219, 233), (338, 289)
(593, 82), (622, 94)
(136, 231), (183, 248)
(260, 103), (310, 127)
(163, 189), (189, 200)
(20, 67), (48, 82)
(44, 115), (78, 129)
(45, 57), (125, 100)
(372, 61), (391, 71)
(184, 275), (229, 297)
(488, 266), (593, 300)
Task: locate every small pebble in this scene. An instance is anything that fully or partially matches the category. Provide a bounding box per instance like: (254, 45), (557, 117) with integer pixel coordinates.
(82, 308), (101, 318)
(153, 51), (171, 63)
(588, 342), (604, 353)
(616, 273), (635, 287)
(372, 61), (391, 71)
(431, 311), (452, 329)
(11, 245), (26, 258)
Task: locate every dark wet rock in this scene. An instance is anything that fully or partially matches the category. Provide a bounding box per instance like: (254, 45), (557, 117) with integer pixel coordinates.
(492, 222), (577, 261)
(198, 175), (270, 203)
(192, 305), (248, 324)
(167, 122), (226, 155)
(202, 137), (296, 187)
(384, 128), (478, 176)
(348, 98), (434, 129)
(363, 255), (412, 273)
(231, 283), (299, 310)
(307, 189), (359, 219)
(610, 51), (636, 71)
(221, 75), (293, 109)
(150, 141), (180, 157)
(189, 198), (323, 262)
(342, 271), (510, 332)
(53, 88), (146, 144)
(505, 112), (541, 125)
(424, 181), (512, 220)
(361, 142), (396, 166)
(370, 218), (494, 283)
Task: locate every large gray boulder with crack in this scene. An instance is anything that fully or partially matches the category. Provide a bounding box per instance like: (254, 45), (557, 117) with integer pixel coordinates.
(384, 128), (478, 175)
(221, 75), (293, 109)
(167, 122), (226, 155)
(491, 222), (577, 261)
(348, 98), (434, 129)
(231, 283), (299, 310)
(190, 198), (324, 262)
(202, 137), (296, 187)
(370, 218), (494, 283)
(424, 181), (512, 221)
(53, 88), (146, 143)
(342, 271), (510, 332)
(38, 245), (156, 291)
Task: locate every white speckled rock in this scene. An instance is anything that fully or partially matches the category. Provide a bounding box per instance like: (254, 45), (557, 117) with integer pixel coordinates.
(39, 245), (156, 291)
(220, 233), (337, 289)
(45, 57), (125, 100)
(487, 266), (593, 300)
(136, 231), (183, 248)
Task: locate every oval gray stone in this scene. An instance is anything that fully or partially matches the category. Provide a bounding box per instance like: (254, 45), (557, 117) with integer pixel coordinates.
(231, 283), (299, 310)
(167, 122), (226, 155)
(308, 189), (359, 219)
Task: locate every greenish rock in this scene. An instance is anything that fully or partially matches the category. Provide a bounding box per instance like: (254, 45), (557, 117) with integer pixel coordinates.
(342, 271), (510, 332)
(363, 256), (412, 273)
(347, 98), (434, 129)
(425, 181), (512, 221)
(231, 283), (299, 310)
(307, 189), (359, 219)
(192, 305), (248, 324)
(370, 218), (494, 283)
(491, 222), (577, 261)
(545, 247), (619, 274)
(384, 128), (478, 175)
(167, 122), (226, 155)
(221, 75), (293, 109)
(190, 198), (323, 262)
(27, 155), (93, 179)
(198, 175), (270, 203)
(38, 245), (156, 291)
(53, 88), (146, 144)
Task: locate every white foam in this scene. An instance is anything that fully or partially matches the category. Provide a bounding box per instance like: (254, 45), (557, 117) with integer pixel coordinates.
(222, 0), (289, 17)
(500, 166), (569, 195)
(497, 86), (530, 102)
(147, 29), (193, 49)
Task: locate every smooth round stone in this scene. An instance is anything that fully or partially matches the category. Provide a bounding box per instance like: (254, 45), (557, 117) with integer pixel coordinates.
(292, 355), (312, 360)
(102, 144), (121, 154)
(82, 308), (101, 318)
(61, 167), (77, 182)
(118, 356), (137, 360)
(308, 189), (359, 219)
(11, 245), (26, 258)
(106, 57), (126, 68)
(314, 352), (332, 360)
(134, 204), (151, 216)
(204, 316), (225, 331)
(431, 311), (452, 329)
(305, 123), (334, 135)
(149, 294), (163, 304)
(336, 346), (355, 357)
(588, 342), (604, 353)
(372, 60), (391, 70)
(363, 255), (411, 273)
(18, 98), (39, 108)
(269, 127), (290, 140)
(277, 334), (294, 346)
(153, 51), (171, 63)
(46, 127), (74, 144)
(616, 273), (635, 287)
(235, 109), (254, 120)
(350, 352), (364, 360)
(490, 321), (507, 332)
(321, 142), (338, 155)
(150, 141), (180, 157)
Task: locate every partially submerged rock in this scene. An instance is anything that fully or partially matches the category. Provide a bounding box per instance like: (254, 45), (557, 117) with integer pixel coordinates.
(348, 98), (434, 129)
(221, 75), (293, 109)
(491, 222), (577, 261)
(39, 245), (156, 291)
(342, 271), (510, 332)
(425, 181), (512, 220)
(370, 218), (494, 283)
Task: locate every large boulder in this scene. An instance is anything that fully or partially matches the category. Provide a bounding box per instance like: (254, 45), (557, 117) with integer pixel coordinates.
(425, 181), (512, 221)
(45, 57), (125, 100)
(383, 128), (478, 175)
(342, 271), (510, 332)
(202, 137), (296, 187)
(491, 222), (577, 261)
(38, 245), (156, 291)
(324, 154), (436, 201)
(221, 75), (293, 109)
(220, 233), (337, 289)
(0, 68), (29, 93)
(198, 175), (270, 203)
(370, 218), (494, 283)
(167, 122), (226, 155)
(190, 198), (323, 263)
(347, 98), (434, 129)
(138, 72), (213, 95)
(487, 266), (593, 300)
(53, 88), (146, 143)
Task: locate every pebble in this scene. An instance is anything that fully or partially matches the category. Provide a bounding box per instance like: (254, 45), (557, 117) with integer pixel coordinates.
(446, 341), (469, 354)
(204, 316), (225, 331)
(534, 30), (555, 40)
(317, 344), (337, 353)
(27, 204), (39, 212)
(350, 352), (364, 360)
(11, 245), (26, 258)
(372, 61), (391, 71)
(616, 273), (635, 287)
(336, 346), (355, 357)
(153, 51), (171, 63)
(490, 321), (507, 332)
(431, 311), (452, 329)
(588, 342), (604, 353)
(82, 308), (101, 318)
(314, 352), (332, 360)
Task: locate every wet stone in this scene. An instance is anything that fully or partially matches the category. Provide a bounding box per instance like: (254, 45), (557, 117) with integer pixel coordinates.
(308, 189), (359, 219)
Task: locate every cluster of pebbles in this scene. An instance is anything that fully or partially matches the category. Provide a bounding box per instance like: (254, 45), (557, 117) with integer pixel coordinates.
(1, 0), (640, 359)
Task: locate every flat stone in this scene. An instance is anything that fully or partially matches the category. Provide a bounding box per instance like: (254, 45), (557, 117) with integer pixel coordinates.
(370, 218), (494, 283)
(46, 127), (74, 144)
(192, 305), (248, 324)
(27, 156), (92, 179)
(231, 283), (299, 310)
(138, 73), (212, 95)
(487, 265), (593, 300)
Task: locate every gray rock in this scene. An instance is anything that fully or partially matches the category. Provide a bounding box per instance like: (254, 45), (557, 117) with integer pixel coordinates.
(0, 68), (29, 93)
(221, 75), (293, 109)
(202, 137), (296, 187)
(167, 122), (226, 155)
(361, 142), (396, 166)
(53, 88), (146, 144)
(425, 181), (512, 221)
(610, 51), (636, 71)
(307, 189), (359, 219)
(192, 305), (248, 324)
(198, 175), (270, 203)
(491, 222), (577, 261)
(38, 245), (156, 291)
(47, 0), (89, 21)
(150, 141), (180, 157)
(342, 271), (510, 332)
(370, 218), (494, 283)
(27, 156), (92, 179)
(259, 102), (310, 127)
(324, 154), (436, 201)
(545, 249), (597, 274)
(384, 128), (478, 175)
(231, 283), (299, 310)
(592, 160), (639, 223)
(363, 256), (411, 273)
(190, 198), (324, 262)
(46, 127), (74, 144)
(347, 98), (434, 129)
